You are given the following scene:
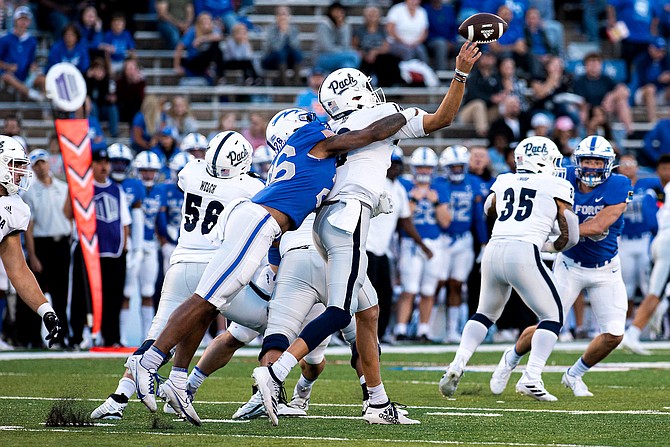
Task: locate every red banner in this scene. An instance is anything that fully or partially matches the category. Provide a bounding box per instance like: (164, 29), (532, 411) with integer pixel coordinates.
(54, 119), (103, 335)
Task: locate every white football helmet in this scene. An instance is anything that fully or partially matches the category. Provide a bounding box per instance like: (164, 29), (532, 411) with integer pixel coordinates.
(169, 151), (194, 180)
(573, 135), (615, 187)
(439, 145), (470, 182)
(133, 150), (163, 187)
(206, 131), (252, 178)
(514, 136), (564, 177)
(318, 68), (385, 120)
(252, 144), (274, 180)
(0, 135), (31, 195)
(391, 145), (405, 163)
(410, 146), (438, 184)
(180, 132), (208, 159)
(107, 143), (134, 181)
(266, 108), (318, 152)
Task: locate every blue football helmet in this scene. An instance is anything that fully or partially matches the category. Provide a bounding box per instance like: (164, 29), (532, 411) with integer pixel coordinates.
(573, 135), (615, 187)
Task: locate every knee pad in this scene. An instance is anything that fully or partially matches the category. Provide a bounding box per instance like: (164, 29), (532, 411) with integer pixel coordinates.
(471, 313), (494, 329)
(258, 333), (290, 362)
(537, 320), (562, 336)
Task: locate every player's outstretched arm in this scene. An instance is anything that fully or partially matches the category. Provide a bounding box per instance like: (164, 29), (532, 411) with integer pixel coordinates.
(552, 199), (579, 252)
(422, 41), (481, 135)
(310, 111), (413, 158)
(579, 203), (626, 237)
(0, 233), (65, 345)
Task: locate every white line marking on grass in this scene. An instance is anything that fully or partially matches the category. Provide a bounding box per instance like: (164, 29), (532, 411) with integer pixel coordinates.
(188, 419), (249, 423)
(394, 362), (670, 373)
(427, 412), (502, 417)
(422, 407), (670, 415)
(0, 426), (615, 447)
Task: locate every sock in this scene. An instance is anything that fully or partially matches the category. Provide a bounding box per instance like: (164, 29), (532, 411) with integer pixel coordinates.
(567, 357), (591, 378)
(368, 383), (388, 406)
(114, 377), (136, 399)
(417, 323), (430, 337)
(506, 346), (524, 368)
(626, 325), (641, 340)
(448, 306), (460, 334)
(169, 366), (188, 388)
(187, 366), (208, 393)
(296, 374), (316, 392)
(271, 352), (298, 382)
(453, 320), (489, 364)
(360, 376), (369, 401)
(141, 345), (166, 370)
(141, 305), (154, 339)
(394, 323), (407, 336)
(524, 329), (558, 381)
(119, 308), (130, 345)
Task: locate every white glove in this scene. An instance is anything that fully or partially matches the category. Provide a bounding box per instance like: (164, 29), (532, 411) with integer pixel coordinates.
(475, 244), (486, 263)
(541, 240), (558, 253)
(252, 264), (276, 297)
(372, 191), (394, 218)
(127, 249), (143, 278)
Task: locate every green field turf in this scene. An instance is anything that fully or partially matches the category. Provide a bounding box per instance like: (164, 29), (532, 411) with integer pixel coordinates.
(0, 348), (669, 447)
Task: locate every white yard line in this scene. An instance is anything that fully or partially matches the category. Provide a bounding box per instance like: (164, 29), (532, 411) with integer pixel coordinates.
(0, 426), (615, 447)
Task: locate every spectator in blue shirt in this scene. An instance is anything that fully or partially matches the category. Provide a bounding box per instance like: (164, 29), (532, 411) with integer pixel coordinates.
(0, 7), (43, 102)
(643, 117), (670, 165)
(607, 0), (656, 76)
(193, 0), (239, 35)
(45, 24), (90, 74)
(489, 4), (540, 78)
(294, 68), (329, 121)
(524, 7), (559, 66)
(632, 37), (670, 123)
(173, 12), (224, 83)
(78, 5), (105, 61)
(423, 0), (457, 72)
(103, 13), (136, 74)
(131, 95), (167, 152)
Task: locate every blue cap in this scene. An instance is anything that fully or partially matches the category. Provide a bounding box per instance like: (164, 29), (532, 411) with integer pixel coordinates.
(652, 37), (667, 50)
(28, 148), (49, 164)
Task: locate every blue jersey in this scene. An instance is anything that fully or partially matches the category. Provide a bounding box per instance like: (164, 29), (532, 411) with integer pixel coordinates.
(564, 167), (633, 264)
(94, 181), (125, 257)
(622, 176), (661, 238)
(252, 121), (336, 230)
(118, 177), (145, 210)
(435, 174), (488, 242)
(399, 177), (449, 240)
(161, 182), (184, 244)
(143, 184), (166, 242)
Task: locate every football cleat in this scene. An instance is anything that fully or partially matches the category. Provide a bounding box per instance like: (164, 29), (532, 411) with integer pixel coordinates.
(90, 394), (128, 420)
(561, 371), (594, 397)
(252, 366), (284, 426)
(515, 374), (558, 401)
(438, 358), (465, 397)
(163, 402), (176, 414)
(278, 385), (310, 417)
(127, 355), (157, 412)
(158, 379), (201, 426)
(490, 347), (516, 395)
(363, 401), (420, 425)
(620, 331), (651, 355)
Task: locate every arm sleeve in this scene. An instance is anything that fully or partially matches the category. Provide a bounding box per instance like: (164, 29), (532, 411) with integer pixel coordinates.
(119, 189), (132, 226)
(473, 198), (489, 243)
(391, 107), (427, 140)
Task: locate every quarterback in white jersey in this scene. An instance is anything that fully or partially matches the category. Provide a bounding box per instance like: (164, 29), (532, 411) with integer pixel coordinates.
(254, 41), (481, 426)
(439, 137), (578, 402)
(0, 135), (64, 346)
(622, 154), (670, 354)
(91, 132), (265, 421)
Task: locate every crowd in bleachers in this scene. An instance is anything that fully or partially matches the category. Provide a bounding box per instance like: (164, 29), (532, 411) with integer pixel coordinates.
(0, 0), (670, 349)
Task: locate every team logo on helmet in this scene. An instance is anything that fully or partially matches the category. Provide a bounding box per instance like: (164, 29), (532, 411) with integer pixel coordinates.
(328, 73), (359, 95)
(521, 141), (549, 156)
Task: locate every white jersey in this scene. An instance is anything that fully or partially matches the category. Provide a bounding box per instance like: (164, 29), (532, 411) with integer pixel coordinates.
(170, 159), (265, 265)
(326, 102), (426, 208)
(489, 173), (574, 248)
(657, 183), (670, 233)
(0, 194), (30, 242)
(279, 213), (315, 257)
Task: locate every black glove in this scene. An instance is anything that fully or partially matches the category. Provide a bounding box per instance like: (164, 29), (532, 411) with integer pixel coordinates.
(43, 312), (64, 348)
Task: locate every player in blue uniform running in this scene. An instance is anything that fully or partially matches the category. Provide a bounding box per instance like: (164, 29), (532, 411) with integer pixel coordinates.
(490, 136), (633, 397)
(129, 107), (416, 417)
(436, 145), (489, 343)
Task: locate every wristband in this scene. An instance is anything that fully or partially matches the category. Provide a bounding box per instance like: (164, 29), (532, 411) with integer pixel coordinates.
(453, 76), (466, 84)
(409, 197), (419, 204)
(455, 68), (469, 78)
(432, 201), (440, 207)
(37, 302), (55, 318)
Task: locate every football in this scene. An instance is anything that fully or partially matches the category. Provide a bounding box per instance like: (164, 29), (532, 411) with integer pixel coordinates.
(458, 13), (508, 44)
